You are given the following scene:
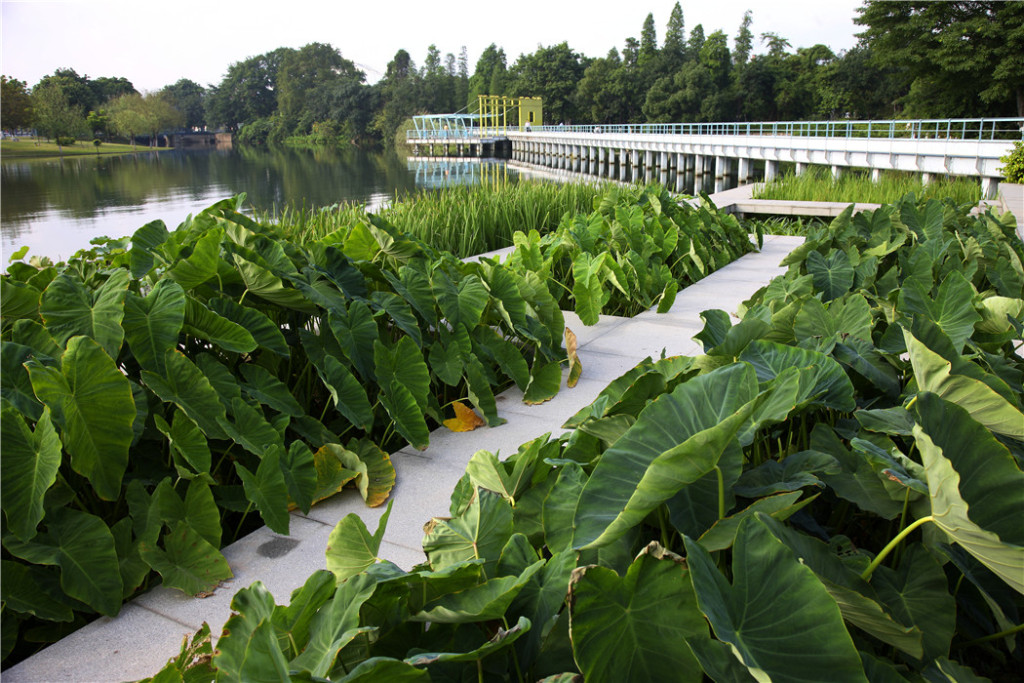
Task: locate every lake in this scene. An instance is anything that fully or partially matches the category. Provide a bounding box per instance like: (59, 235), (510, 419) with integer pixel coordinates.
(1, 146), (515, 261)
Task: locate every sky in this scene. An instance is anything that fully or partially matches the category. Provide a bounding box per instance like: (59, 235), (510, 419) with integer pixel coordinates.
(2, 0), (866, 92)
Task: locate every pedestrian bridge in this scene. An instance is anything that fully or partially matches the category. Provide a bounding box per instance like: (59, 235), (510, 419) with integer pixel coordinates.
(407, 118), (1023, 197)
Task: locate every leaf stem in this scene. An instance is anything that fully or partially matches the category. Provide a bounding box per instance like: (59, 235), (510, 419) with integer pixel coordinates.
(860, 515), (934, 581)
(714, 465), (725, 520)
(956, 622), (1024, 648)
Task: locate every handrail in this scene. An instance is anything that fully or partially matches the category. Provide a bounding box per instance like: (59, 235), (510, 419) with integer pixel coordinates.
(407, 118), (1024, 141)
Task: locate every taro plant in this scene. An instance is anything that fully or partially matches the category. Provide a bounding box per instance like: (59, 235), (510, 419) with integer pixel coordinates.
(0, 195), (569, 667)
(147, 193), (1022, 681)
(504, 185), (758, 324)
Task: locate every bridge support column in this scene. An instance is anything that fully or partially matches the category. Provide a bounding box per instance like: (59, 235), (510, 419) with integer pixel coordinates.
(676, 153), (686, 192)
(795, 162), (808, 176)
(831, 165), (843, 181)
(645, 150), (655, 184)
(631, 150), (640, 183)
(921, 172), (933, 185)
(715, 156), (734, 193)
(619, 150), (628, 182)
(738, 158), (754, 185)
(765, 160), (779, 182)
(871, 168), (882, 183)
(981, 176), (997, 199)
(693, 156), (705, 194)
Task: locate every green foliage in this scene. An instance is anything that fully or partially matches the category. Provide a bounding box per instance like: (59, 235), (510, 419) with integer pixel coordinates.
(150, 192), (1024, 682)
(1000, 141), (1024, 184)
(0, 194), (574, 665)
(503, 185), (755, 321)
(756, 167), (983, 205)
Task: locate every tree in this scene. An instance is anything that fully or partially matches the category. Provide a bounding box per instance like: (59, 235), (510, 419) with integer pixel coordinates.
(508, 43), (586, 124)
(469, 44), (507, 106)
(108, 93), (148, 148)
(576, 49), (627, 123)
(205, 48), (294, 130)
(371, 49), (421, 140)
(687, 25), (705, 59)
(91, 76), (136, 104)
(86, 109), (109, 139)
(160, 79), (206, 129)
(856, 0), (1024, 117)
(31, 82), (86, 154)
(639, 13), (658, 67)
(2, 76), (33, 131)
(277, 43), (363, 134)
(456, 47), (470, 112)
(34, 68), (97, 113)
(663, 2), (686, 69)
(760, 32), (792, 58)
(733, 10), (754, 69)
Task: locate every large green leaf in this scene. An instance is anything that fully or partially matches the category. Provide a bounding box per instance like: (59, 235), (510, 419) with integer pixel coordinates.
(898, 270), (980, 351)
(239, 364), (304, 417)
(1, 404), (61, 541)
(912, 393), (1024, 594)
(40, 269), (129, 358)
(806, 249), (854, 302)
(122, 279), (185, 374)
(167, 227), (222, 290)
(281, 441), (317, 514)
(329, 300), (378, 380)
(142, 350), (229, 440)
(404, 615), (531, 667)
(569, 543), (705, 683)
(413, 562), (543, 623)
(2, 341), (45, 420)
(312, 354), (374, 432)
(291, 572), (380, 678)
(207, 296), (289, 358)
(336, 658), (429, 681)
(212, 582), (277, 678)
(0, 561), (74, 623)
(739, 339), (856, 412)
(684, 515), (868, 682)
(571, 252), (606, 325)
(523, 360), (562, 405)
(423, 488), (513, 580)
(154, 409), (212, 476)
(235, 447), (290, 535)
(182, 297), (256, 353)
(139, 521), (233, 596)
(28, 335), (135, 501)
(573, 363), (758, 550)
(872, 544), (956, 662)
(507, 548), (576, 670)
(905, 328), (1024, 439)
(219, 396), (283, 457)
(3, 508), (123, 617)
(325, 501), (393, 583)
(233, 252), (315, 312)
(128, 219), (169, 279)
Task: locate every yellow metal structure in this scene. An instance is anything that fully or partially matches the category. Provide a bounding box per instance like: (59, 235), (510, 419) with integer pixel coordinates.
(477, 96), (543, 134)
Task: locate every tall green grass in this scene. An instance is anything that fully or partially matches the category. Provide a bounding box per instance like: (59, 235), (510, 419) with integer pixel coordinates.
(754, 167), (982, 205)
(263, 182), (606, 257)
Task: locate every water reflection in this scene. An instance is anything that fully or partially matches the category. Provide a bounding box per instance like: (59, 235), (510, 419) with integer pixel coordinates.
(406, 157), (516, 189)
(1, 146), (422, 261)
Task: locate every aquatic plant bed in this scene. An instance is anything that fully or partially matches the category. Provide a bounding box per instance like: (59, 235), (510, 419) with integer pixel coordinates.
(754, 167), (982, 205)
(131, 197), (1022, 682)
(3, 232), (800, 681)
(0, 185), (755, 671)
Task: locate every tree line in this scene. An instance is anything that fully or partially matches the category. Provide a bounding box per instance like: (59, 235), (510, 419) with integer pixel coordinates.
(2, 2), (1021, 150)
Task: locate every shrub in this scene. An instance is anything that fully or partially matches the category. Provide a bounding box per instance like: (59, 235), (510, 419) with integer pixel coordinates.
(999, 140), (1024, 183)
(55, 136), (76, 146)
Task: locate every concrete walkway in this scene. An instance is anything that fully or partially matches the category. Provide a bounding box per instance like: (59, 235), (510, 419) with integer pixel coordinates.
(3, 225), (803, 682)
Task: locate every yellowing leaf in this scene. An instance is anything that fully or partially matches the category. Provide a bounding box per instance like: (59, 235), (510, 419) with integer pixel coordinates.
(444, 401), (486, 432)
(565, 327), (582, 388)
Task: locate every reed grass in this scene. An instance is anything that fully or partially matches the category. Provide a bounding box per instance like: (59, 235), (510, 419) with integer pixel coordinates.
(263, 182), (606, 257)
(753, 167), (982, 205)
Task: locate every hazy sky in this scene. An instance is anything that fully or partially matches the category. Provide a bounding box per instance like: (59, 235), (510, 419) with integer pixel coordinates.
(2, 0), (866, 92)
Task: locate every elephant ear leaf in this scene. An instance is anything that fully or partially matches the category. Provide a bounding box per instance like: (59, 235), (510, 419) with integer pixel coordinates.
(684, 515), (868, 683)
(0, 404), (62, 541)
(806, 249), (854, 302)
(569, 543), (706, 683)
(40, 269), (130, 358)
(27, 336), (135, 501)
(122, 279), (185, 375)
(912, 393), (1024, 594)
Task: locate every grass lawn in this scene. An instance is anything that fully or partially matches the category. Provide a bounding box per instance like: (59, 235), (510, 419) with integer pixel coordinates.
(1, 139), (171, 160)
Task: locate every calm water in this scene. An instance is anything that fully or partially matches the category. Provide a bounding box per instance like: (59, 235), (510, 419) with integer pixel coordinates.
(1, 146), (513, 262)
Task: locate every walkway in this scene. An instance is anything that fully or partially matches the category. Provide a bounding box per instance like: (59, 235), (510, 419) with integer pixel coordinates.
(5, 228), (806, 682)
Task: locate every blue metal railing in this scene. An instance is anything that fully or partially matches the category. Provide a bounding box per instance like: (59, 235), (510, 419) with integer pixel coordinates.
(408, 118), (1024, 142)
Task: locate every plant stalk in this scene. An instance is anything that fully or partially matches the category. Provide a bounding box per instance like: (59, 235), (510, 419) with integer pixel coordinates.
(860, 515), (934, 581)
